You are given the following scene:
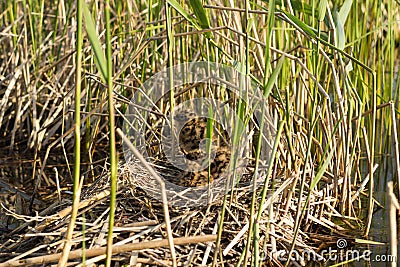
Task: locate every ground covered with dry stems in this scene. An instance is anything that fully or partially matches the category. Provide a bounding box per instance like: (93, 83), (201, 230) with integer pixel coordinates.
(1, 0), (399, 266)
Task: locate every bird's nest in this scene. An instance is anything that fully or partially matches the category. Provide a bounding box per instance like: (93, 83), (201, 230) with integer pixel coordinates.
(0, 64), (359, 266)
(0, 159), (355, 266)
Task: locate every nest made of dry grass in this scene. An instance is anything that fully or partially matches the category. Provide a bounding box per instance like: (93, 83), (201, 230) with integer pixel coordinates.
(0, 156), (358, 267)
(0, 1), (378, 266)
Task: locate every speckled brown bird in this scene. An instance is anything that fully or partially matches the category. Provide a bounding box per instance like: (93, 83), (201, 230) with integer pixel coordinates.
(170, 111), (231, 187)
(145, 110), (232, 187)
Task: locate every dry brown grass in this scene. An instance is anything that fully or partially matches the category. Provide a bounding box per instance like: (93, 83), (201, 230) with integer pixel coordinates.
(1, 0), (399, 266)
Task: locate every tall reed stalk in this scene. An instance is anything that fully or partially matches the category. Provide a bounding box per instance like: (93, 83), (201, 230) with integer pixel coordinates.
(104, 0), (118, 265)
(57, 0), (83, 265)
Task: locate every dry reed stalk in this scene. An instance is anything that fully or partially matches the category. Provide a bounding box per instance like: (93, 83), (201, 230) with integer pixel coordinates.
(0, 1), (397, 266)
(0, 235), (217, 267)
(390, 102), (400, 196)
(116, 128), (177, 266)
(387, 182), (399, 267)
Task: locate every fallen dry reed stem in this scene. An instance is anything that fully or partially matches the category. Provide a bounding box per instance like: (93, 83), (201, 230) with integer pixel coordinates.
(1, 1), (395, 265)
(116, 128), (177, 266)
(0, 234), (217, 267)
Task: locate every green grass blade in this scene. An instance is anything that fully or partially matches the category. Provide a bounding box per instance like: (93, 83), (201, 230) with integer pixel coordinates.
(318, 0), (328, 22)
(83, 2), (107, 81)
(282, 10), (317, 38)
(188, 0), (210, 29)
(57, 0), (84, 264)
(334, 9), (346, 50)
(263, 56), (284, 97)
(309, 145), (336, 191)
(167, 0), (201, 30)
(272, 0), (318, 18)
(104, 0), (117, 265)
(338, 0), (353, 25)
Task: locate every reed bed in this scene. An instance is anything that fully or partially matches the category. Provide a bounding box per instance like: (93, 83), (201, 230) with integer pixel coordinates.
(0, 0), (399, 266)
